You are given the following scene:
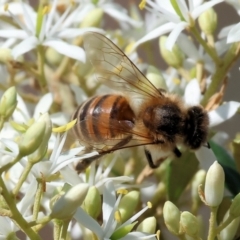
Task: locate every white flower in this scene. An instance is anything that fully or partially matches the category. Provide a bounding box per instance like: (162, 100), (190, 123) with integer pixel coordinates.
(0, 217), (18, 240)
(74, 181), (157, 240)
(135, 0), (223, 50)
(0, 0), (103, 60)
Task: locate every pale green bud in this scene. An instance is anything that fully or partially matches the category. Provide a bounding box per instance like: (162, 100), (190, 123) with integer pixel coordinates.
(46, 48), (63, 66)
(28, 113), (52, 163)
(51, 183), (89, 220)
(220, 210), (240, 240)
(80, 8), (103, 28)
(82, 186), (101, 219)
(159, 36), (185, 68)
(0, 86), (17, 120)
(229, 192), (240, 218)
(191, 170), (206, 201)
(18, 119), (46, 156)
(137, 216), (156, 234)
(118, 191), (140, 223)
(180, 211), (199, 237)
(163, 201), (180, 235)
(146, 65), (167, 91)
(198, 8), (217, 35)
(204, 161), (225, 207)
(0, 48), (13, 63)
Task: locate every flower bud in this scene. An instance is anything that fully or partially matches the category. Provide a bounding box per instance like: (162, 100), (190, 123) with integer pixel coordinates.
(118, 191), (140, 223)
(204, 161), (225, 207)
(229, 192), (240, 218)
(159, 36), (185, 68)
(163, 201), (180, 235)
(137, 216), (156, 234)
(0, 87), (17, 120)
(198, 8), (217, 35)
(82, 186), (101, 219)
(220, 210), (240, 240)
(180, 211), (199, 237)
(46, 48), (63, 66)
(28, 113), (52, 163)
(191, 170), (206, 201)
(146, 65), (167, 91)
(18, 118), (46, 156)
(80, 8), (103, 28)
(51, 183), (89, 220)
(0, 48), (13, 63)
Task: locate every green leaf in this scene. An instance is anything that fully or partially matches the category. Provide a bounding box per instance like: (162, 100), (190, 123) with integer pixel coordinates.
(110, 222), (137, 240)
(221, 164), (240, 196)
(210, 140), (236, 170)
(166, 151), (199, 203)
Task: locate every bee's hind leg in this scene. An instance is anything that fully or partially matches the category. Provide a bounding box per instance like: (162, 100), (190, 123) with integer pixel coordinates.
(144, 149), (159, 169)
(173, 147), (181, 158)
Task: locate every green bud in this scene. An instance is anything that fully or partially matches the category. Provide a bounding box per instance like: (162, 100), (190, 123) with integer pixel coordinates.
(146, 65), (167, 91)
(137, 216), (156, 234)
(159, 36), (185, 68)
(229, 192), (240, 218)
(46, 48), (63, 66)
(191, 170), (206, 201)
(118, 191), (140, 223)
(220, 210), (240, 240)
(180, 211), (199, 237)
(80, 8), (103, 28)
(204, 161), (225, 207)
(18, 119), (46, 156)
(198, 8), (217, 35)
(0, 86), (17, 120)
(51, 183), (89, 220)
(28, 113), (52, 163)
(0, 48), (13, 63)
(82, 186), (101, 219)
(163, 201), (180, 235)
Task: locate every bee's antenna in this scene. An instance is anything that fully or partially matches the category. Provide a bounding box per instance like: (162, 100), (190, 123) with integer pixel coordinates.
(203, 142), (211, 149)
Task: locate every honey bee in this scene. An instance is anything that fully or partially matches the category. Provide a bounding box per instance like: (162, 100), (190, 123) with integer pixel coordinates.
(72, 32), (209, 171)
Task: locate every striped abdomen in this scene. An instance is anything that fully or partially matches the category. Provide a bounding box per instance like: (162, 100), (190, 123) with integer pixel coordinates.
(72, 95), (135, 146)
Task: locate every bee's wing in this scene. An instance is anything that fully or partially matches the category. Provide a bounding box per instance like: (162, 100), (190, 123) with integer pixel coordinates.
(71, 116), (156, 153)
(83, 32), (162, 99)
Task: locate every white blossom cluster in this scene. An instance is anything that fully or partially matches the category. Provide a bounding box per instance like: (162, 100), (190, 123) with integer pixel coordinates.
(0, 0), (240, 240)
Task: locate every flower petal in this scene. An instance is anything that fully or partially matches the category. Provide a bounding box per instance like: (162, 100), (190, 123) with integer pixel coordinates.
(208, 101), (240, 127)
(184, 79), (201, 105)
(227, 23), (240, 43)
(134, 22), (175, 49)
(74, 207), (103, 239)
(12, 36), (38, 59)
(165, 21), (187, 50)
(43, 39), (86, 62)
(33, 93), (53, 119)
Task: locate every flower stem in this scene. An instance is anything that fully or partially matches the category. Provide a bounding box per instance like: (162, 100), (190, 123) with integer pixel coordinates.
(190, 26), (222, 66)
(12, 162), (34, 196)
(60, 219), (70, 240)
(53, 219), (62, 240)
(201, 42), (240, 106)
(0, 154), (23, 174)
(33, 179), (44, 221)
(37, 45), (48, 93)
(216, 215), (233, 233)
(207, 207), (218, 240)
(0, 176), (41, 240)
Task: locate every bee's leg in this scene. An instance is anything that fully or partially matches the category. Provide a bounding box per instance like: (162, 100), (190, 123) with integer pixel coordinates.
(173, 147), (181, 158)
(144, 149), (159, 169)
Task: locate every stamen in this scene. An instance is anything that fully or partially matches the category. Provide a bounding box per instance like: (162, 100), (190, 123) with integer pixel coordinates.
(114, 210), (122, 223)
(139, 0), (146, 10)
(117, 189), (128, 195)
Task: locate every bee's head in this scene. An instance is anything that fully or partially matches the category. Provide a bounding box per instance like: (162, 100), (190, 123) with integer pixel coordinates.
(184, 106), (209, 149)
